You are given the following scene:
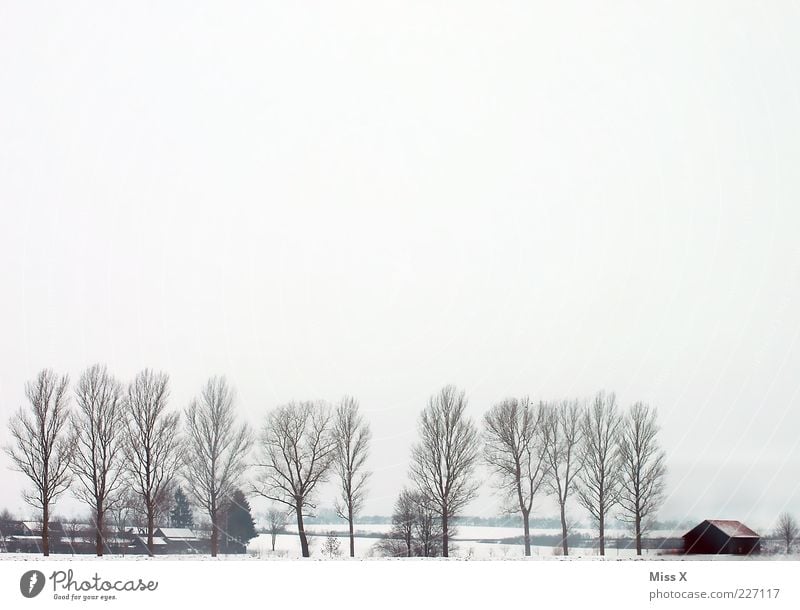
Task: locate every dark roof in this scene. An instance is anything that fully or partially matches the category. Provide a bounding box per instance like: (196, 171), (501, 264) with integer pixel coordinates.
(21, 521), (66, 534)
(683, 520), (760, 539)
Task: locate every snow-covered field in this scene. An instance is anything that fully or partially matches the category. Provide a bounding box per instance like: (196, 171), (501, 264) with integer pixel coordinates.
(1, 547), (793, 561)
(2, 524), (792, 560)
(281, 522), (684, 539)
(240, 524), (767, 560)
(248, 530), (652, 560)
(2, 547), (792, 561)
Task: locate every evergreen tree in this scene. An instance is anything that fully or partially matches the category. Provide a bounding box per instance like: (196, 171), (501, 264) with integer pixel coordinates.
(170, 487), (194, 529)
(224, 489), (258, 550)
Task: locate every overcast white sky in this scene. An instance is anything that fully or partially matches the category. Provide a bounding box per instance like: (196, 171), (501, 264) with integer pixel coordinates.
(1, 2), (800, 532)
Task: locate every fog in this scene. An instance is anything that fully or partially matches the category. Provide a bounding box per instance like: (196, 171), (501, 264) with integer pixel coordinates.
(1, 2), (799, 531)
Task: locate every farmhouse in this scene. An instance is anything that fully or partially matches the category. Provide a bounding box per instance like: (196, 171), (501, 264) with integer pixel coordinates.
(0, 521), (249, 555)
(154, 527), (202, 553)
(682, 520), (760, 555)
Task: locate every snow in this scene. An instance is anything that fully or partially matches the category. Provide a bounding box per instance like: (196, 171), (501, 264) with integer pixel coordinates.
(246, 524), (704, 560)
(1, 548), (793, 561)
(154, 528), (199, 541)
(2, 523), (791, 561)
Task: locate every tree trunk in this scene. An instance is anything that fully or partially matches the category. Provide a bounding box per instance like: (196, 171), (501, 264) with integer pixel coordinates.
(271, 533), (276, 551)
(147, 504), (155, 557)
(42, 503), (50, 557)
(348, 504), (355, 558)
(442, 510), (449, 558)
(405, 531), (412, 557)
(635, 514), (642, 556)
(210, 508), (219, 557)
(95, 505), (104, 557)
(522, 508), (531, 557)
(599, 513), (605, 557)
(560, 501), (568, 556)
(296, 502), (309, 558)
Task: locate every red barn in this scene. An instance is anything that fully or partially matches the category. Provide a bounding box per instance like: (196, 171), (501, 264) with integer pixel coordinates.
(682, 520), (760, 555)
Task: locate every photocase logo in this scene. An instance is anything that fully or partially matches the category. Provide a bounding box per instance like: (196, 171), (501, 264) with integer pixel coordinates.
(20, 570), (45, 598)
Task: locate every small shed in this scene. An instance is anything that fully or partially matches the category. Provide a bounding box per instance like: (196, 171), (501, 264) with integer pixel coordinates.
(682, 520), (760, 555)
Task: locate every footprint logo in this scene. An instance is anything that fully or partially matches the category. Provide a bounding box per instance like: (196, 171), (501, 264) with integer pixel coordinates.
(20, 570), (45, 598)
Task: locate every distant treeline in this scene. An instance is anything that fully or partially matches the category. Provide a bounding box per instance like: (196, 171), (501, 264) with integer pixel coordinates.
(307, 509), (693, 532)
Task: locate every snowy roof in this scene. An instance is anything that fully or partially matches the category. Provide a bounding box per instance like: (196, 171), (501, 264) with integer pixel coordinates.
(108, 538), (129, 545)
(155, 528), (199, 540)
(62, 536), (130, 545)
(706, 520), (759, 538)
(60, 536), (105, 544)
(21, 521), (64, 533)
(684, 520), (760, 539)
(136, 536), (168, 546)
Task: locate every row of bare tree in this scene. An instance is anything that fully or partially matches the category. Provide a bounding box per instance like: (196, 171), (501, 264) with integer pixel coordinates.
(482, 390), (666, 556)
(4, 366), (253, 557)
(253, 397), (371, 558)
(381, 386), (665, 558)
(4, 368), (665, 558)
(3, 366), (372, 559)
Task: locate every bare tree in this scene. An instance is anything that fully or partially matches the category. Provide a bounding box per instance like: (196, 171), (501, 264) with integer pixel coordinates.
(62, 516), (84, 554)
(577, 391), (622, 556)
(775, 512), (798, 554)
(409, 385), (480, 557)
(616, 402), (667, 555)
(482, 397), (548, 556)
(253, 401), (336, 557)
(323, 531), (342, 558)
(266, 505), (289, 551)
(542, 398), (584, 556)
(4, 369), (73, 556)
(0, 508), (16, 552)
(122, 369), (181, 556)
(126, 482), (174, 534)
(69, 364), (125, 556)
(108, 489), (136, 556)
(388, 488), (417, 557)
(412, 494), (446, 557)
(376, 488), (445, 558)
(332, 396), (371, 558)
(183, 376), (252, 557)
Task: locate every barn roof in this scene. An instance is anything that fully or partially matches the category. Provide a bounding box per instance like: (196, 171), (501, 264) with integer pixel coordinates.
(21, 521), (65, 533)
(155, 528), (199, 540)
(683, 520), (760, 539)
